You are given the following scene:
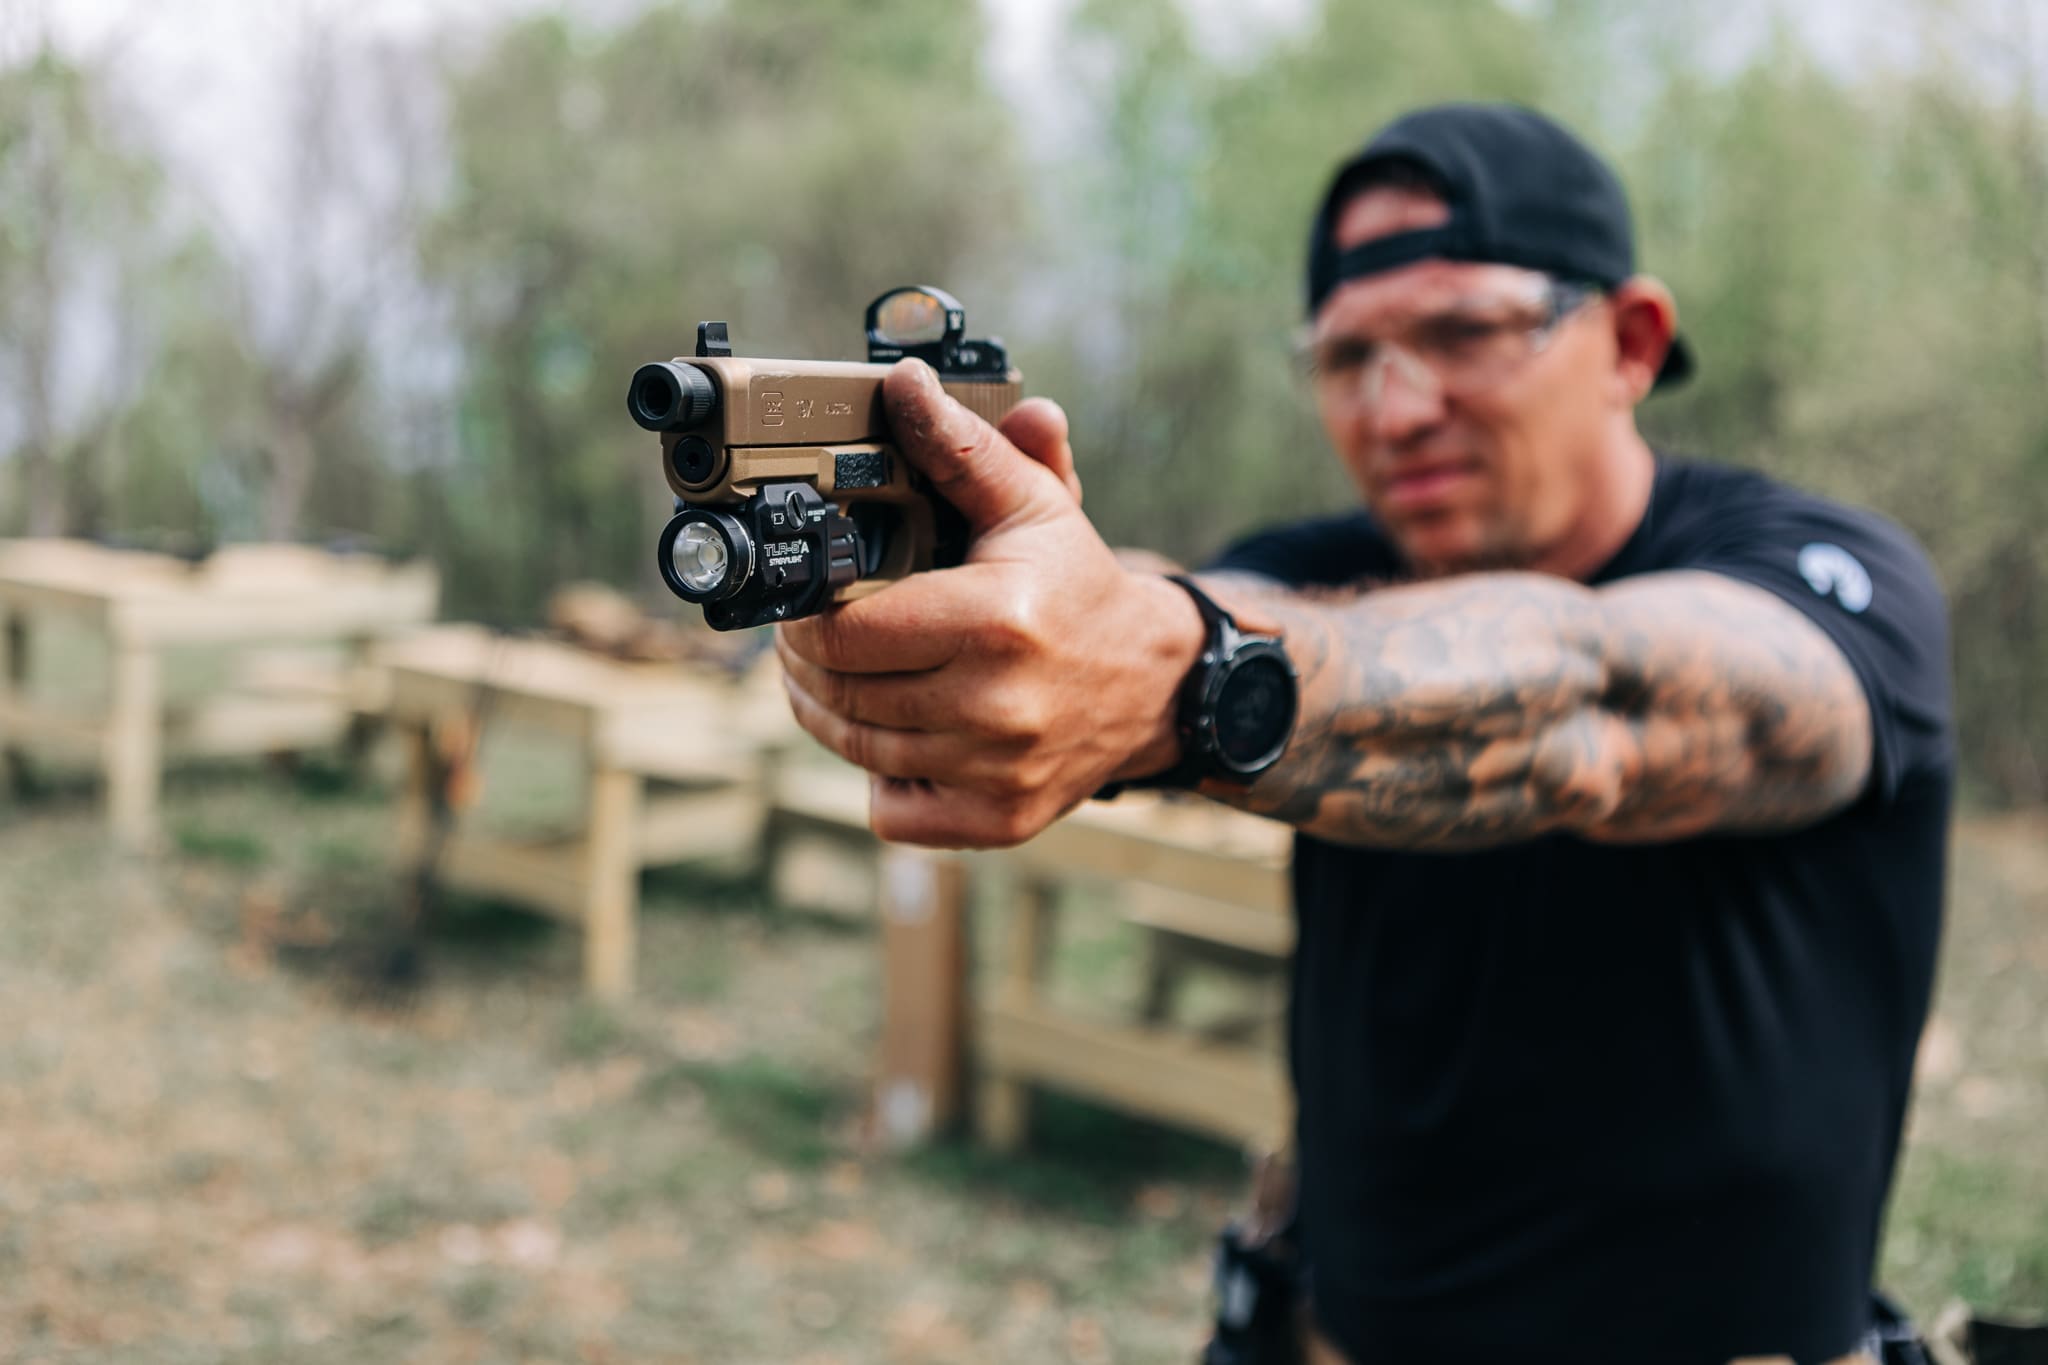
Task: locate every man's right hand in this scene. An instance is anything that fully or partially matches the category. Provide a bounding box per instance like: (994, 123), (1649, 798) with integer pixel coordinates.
(775, 360), (1204, 848)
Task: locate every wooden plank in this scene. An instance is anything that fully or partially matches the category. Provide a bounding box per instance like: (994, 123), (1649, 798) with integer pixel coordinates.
(1123, 884), (1296, 959)
(636, 783), (764, 864)
(583, 767), (643, 999)
(103, 641), (162, 852)
(758, 755), (879, 914)
(977, 998), (1290, 1150)
(0, 577), (119, 626)
(228, 646), (356, 703)
(999, 877), (1060, 1003)
(979, 875), (1060, 1151)
(383, 631), (747, 751)
(769, 831), (879, 919)
(764, 764), (1287, 913)
(874, 850), (971, 1148)
(384, 629), (703, 709)
(607, 721), (764, 785)
(2, 688), (354, 760)
(434, 832), (587, 922)
(384, 663), (598, 745)
(1002, 814), (1291, 916)
(162, 696), (351, 757)
(769, 761), (873, 831)
(0, 694), (105, 754)
(594, 691), (787, 772)
(111, 576), (439, 645)
(0, 538), (191, 589)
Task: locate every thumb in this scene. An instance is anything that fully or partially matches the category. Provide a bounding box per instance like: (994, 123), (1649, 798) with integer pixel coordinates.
(883, 359), (1068, 534)
(1000, 396), (1083, 505)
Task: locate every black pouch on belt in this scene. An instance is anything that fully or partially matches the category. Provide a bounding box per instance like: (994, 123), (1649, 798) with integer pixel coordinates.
(1200, 1220), (1303, 1365)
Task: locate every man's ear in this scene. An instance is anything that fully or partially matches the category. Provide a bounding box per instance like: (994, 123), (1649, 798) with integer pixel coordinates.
(1607, 277), (1678, 405)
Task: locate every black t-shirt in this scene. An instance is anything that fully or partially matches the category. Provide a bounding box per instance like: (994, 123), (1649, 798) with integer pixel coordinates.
(1211, 456), (1953, 1365)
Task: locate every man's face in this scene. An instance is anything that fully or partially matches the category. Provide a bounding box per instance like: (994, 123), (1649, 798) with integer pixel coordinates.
(1311, 185), (1618, 575)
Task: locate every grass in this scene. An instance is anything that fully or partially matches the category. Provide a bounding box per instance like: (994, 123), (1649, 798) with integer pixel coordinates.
(171, 823), (271, 867)
(1879, 813), (2048, 1318)
(0, 750), (2041, 1361)
(0, 750), (1239, 1362)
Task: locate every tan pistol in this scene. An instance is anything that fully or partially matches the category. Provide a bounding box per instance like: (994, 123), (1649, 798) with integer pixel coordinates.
(628, 286), (1022, 631)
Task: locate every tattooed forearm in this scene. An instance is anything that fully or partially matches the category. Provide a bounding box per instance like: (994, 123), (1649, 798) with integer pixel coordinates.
(1198, 570), (1872, 848)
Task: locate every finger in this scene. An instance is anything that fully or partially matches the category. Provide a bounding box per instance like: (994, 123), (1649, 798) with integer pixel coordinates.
(778, 650), (956, 732)
(999, 397), (1082, 505)
(885, 359), (1068, 535)
(778, 648), (1047, 749)
(868, 774), (1054, 850)
(777, 565), (994, 673)
(782, 663), (976, 781)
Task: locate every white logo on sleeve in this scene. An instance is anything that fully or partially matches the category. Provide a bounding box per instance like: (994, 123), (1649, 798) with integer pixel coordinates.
(1798, 542), (1873, 613)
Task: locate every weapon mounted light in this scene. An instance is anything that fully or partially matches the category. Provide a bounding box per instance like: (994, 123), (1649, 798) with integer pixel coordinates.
(657, 508), (752, 602)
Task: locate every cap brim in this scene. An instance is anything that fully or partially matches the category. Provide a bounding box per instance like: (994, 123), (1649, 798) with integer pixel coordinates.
(1653, 333), (1695, 391)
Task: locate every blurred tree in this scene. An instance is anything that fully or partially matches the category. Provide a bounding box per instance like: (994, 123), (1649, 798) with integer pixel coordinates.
(1622, 2), (2048, 800)
(8, 0), (2039, 799)
(421, 0), (1028, 620)
(0, 43), (161, 536)
(1037, 0), (2044, 799)
(225, 20), (442, 543)
(1047, 0), (1550, 558)
(1012, 0), (1212, 547)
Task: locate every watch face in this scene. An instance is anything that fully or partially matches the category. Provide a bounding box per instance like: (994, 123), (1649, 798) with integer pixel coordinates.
(1214, 652), (1296, 770)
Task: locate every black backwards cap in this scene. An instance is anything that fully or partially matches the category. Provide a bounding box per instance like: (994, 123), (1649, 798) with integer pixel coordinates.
(1304, 102), (1694, 390)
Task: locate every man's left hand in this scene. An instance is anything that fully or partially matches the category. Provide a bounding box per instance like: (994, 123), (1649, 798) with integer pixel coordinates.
(775, 359), (1204, 848)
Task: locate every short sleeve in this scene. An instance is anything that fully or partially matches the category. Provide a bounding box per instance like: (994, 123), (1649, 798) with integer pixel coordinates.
(1686, 494), (1953, 801)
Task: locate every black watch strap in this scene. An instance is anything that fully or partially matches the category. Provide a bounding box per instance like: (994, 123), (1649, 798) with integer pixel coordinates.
(1095, 574), (1254, 801)
(1165, 572), (1231, 640)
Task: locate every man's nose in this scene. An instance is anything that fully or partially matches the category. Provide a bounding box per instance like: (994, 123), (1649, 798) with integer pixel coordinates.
(1368, 348), (1447, 446)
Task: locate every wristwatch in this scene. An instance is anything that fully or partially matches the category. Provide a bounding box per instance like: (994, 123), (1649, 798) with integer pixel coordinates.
(1097, 574), (1299, 797)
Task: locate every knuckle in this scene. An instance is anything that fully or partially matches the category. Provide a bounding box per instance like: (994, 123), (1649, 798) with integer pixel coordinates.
(819, 667), (859, 722)
(986, 763), (1037, 801)
(839, 720), (877, 773)
(1015, 756), (1059, 796)
(804, 610), (854, 669)
(989, 802), (1041, 849)
(984, 596), (1042, 656)
(870, 803), (908, 844)
(780, 616), (828, 665)
(989, 691), (1049, 743)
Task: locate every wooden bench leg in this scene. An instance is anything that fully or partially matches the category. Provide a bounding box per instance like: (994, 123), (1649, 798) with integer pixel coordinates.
(874, 850), (970, 1148)
(583, 766), (643, 999)
(395, 723), (434, 863)
(0, 611), (32, 798)
(339, 633), (380, 777)
(105, 640), (162, 852)
(1138, 931), (1190, 1026)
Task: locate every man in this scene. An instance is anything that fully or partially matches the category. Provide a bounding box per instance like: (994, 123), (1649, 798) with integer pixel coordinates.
(778, 104), (1952, 1364)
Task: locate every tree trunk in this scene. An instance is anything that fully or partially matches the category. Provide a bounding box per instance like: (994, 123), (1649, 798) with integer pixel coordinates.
(22, 122), (64, 539)
(263, 419), (318, 543)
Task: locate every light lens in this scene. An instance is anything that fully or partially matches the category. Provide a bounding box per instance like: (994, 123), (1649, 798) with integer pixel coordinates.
(672, 521), (731, 595)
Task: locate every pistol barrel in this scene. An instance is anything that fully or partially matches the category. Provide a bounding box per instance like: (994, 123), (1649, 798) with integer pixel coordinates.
(628, 361), (719, 431)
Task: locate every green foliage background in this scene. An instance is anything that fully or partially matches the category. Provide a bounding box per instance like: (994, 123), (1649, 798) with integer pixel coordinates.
(2, 0), (2043, 800)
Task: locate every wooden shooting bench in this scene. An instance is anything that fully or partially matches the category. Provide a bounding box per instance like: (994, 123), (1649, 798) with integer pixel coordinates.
(0, 539), (439, 850)
(977, 793), (1295, 1153)
(382, 626), (791, 999)
(776, 763), (1295, 1152)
